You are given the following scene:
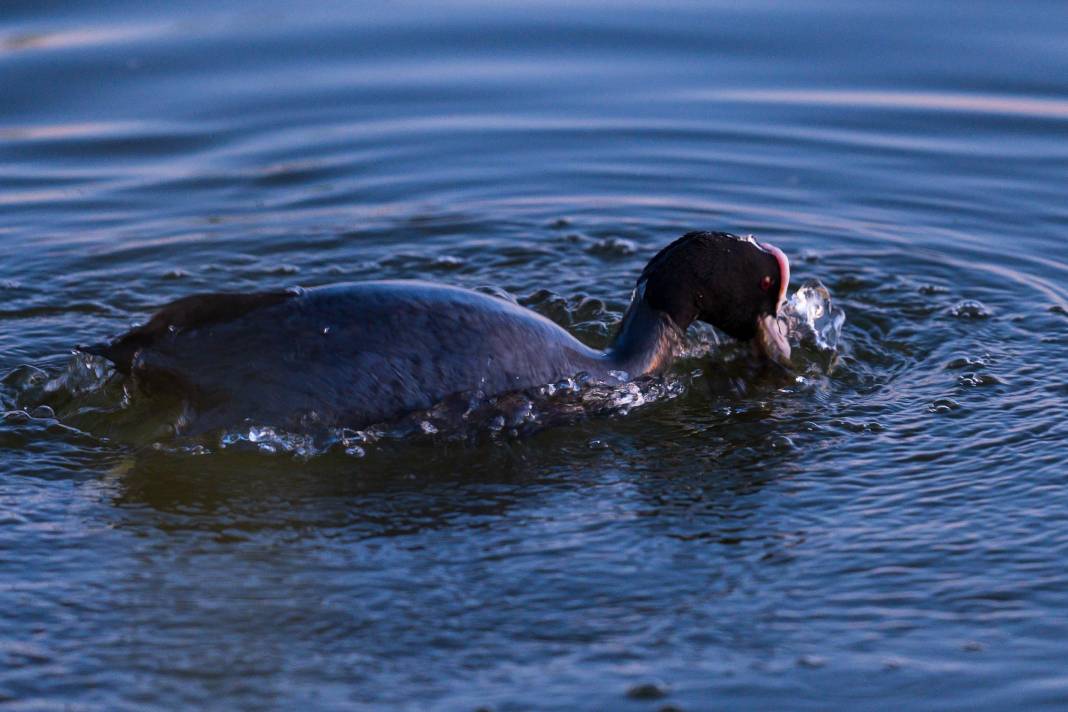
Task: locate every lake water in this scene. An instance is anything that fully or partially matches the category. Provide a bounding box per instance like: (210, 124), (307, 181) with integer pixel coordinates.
(2, 1), (1067, 709)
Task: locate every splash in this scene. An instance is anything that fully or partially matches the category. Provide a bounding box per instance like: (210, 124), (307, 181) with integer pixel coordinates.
(2, 354), (113, 412)
(778, 278), (846, 371)
(4, 281), (844, 460)
(205, 371), (692, 459)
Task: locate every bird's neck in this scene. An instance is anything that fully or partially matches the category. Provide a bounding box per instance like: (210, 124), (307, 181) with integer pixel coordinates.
(604, 283), (688, 377)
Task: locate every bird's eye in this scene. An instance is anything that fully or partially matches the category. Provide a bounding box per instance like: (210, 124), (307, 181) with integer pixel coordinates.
(760, 275), (773, 292)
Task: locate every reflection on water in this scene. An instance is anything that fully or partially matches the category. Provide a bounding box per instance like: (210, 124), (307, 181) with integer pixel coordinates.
(0, 121), (149, 141)
(0, 23), (165, 54)
(706, 89), (1068, 120)
(2, 0), (1068, 709)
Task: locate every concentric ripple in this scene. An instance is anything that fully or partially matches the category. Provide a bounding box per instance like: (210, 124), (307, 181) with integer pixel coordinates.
(2, 0), (1068, 710)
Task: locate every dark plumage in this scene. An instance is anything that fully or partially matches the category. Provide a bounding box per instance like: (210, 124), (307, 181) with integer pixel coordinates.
(79, 231), (791, 434)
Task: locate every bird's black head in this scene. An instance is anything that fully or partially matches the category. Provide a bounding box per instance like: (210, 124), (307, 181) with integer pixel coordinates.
(638, 231), (792, 364)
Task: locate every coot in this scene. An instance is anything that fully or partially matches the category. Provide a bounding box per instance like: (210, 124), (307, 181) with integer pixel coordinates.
(80, 231), (791, 433)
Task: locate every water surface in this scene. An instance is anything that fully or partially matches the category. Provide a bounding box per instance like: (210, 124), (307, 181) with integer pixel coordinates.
(2, 1), (1068, 709)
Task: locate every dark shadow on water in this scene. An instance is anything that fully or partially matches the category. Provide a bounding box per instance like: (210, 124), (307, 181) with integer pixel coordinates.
(100, 386), (809, 547)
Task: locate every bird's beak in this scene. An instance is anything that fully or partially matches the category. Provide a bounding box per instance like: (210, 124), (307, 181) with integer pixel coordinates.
(755, 313), (793, 369)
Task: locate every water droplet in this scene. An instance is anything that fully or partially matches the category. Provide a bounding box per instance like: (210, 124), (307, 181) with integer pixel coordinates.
(2, 410), (32, 425)
(949, 300), (992, 319)
(560, 377), (577, 391)
(609, 382), (646, 413)
(2, 365), (49, 391)
(29, 405), (55, 419)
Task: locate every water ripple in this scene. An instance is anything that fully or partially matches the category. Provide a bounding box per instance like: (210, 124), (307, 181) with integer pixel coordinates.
(702, 89), (1068, 121)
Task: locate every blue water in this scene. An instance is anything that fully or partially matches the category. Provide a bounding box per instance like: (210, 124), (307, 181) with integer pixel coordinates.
(2, 1), (1068, 709)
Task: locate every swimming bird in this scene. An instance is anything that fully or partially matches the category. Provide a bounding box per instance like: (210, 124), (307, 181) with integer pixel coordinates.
(79, 231), (791, 434)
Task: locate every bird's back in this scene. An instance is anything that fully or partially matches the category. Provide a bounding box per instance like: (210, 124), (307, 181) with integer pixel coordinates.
(119, 281), (605, 433)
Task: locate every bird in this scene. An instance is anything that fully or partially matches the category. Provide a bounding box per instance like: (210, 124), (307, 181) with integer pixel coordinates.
(79, 231), (791, 434)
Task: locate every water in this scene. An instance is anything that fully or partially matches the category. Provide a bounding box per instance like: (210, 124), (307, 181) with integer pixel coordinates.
(2, 1), (1067, 709)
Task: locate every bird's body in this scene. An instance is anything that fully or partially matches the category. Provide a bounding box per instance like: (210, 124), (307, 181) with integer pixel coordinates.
(80, 232), (791, 435)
